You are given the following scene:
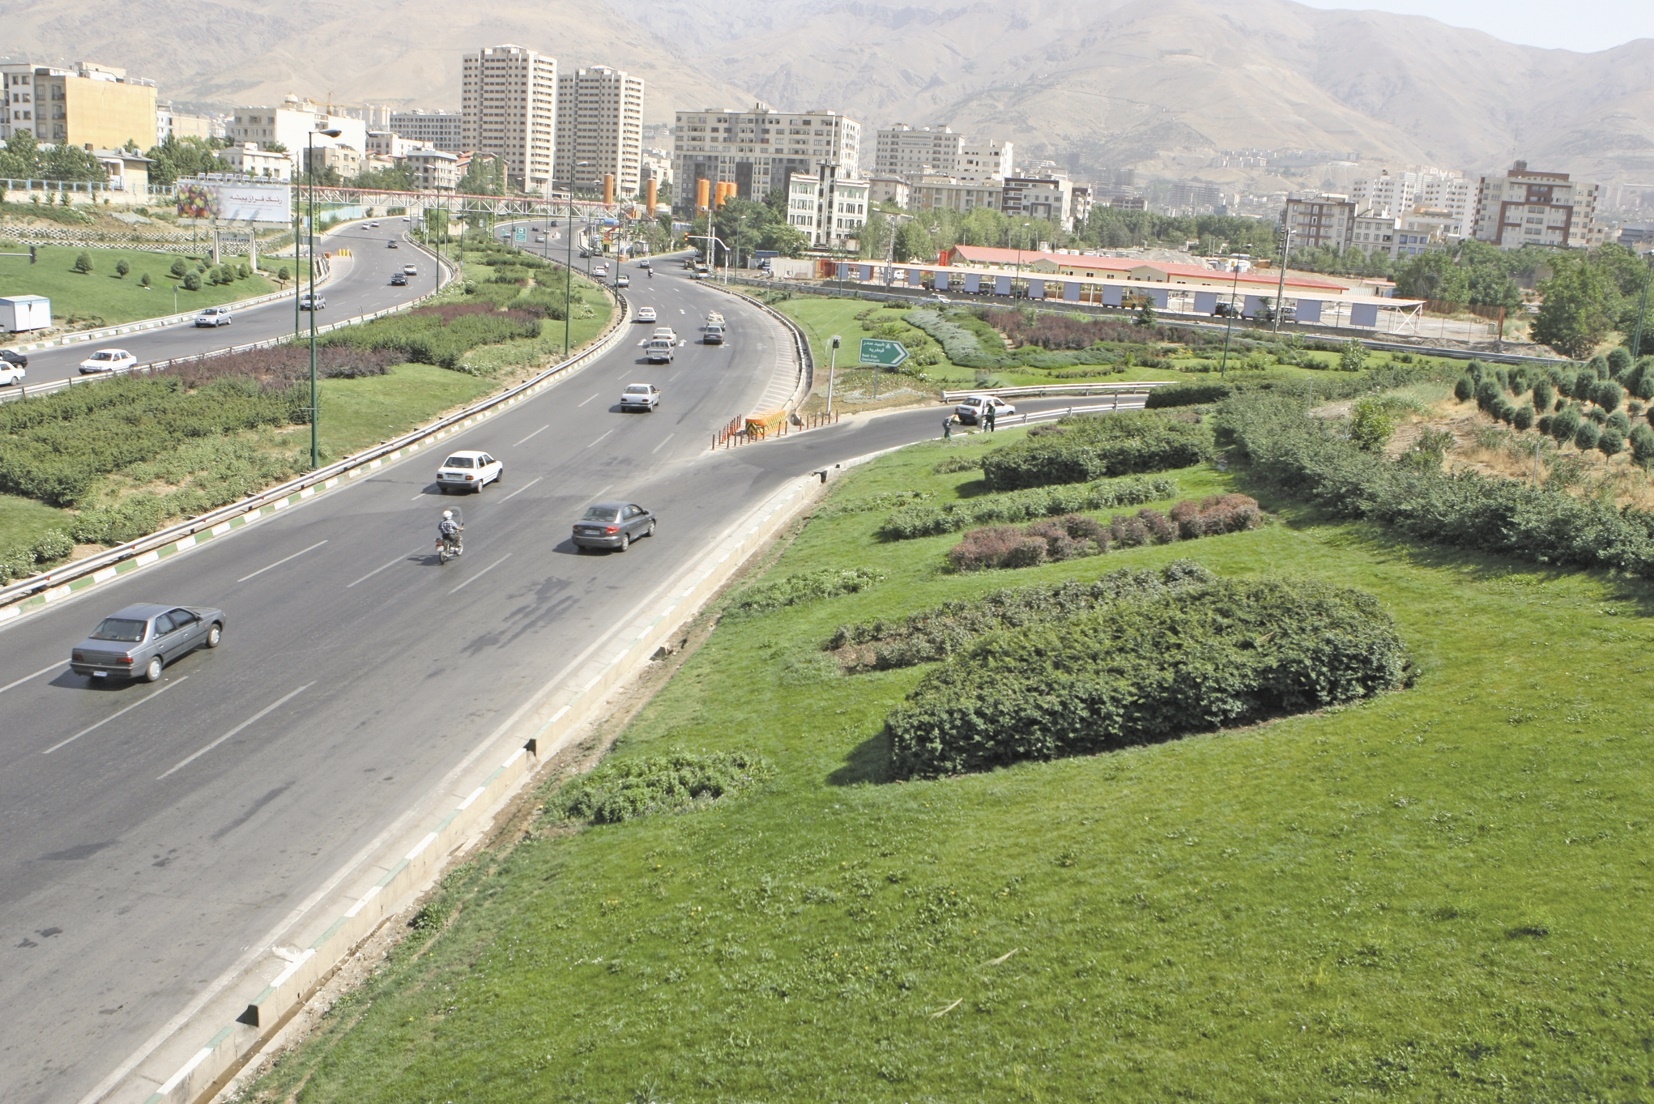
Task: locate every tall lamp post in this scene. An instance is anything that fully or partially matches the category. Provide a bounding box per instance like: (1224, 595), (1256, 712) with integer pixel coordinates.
(826, 334), (841, 416)
(307, 127), (342, 470)
(1273, 225), (1295, 332)
(1219, 260), (1242, 378)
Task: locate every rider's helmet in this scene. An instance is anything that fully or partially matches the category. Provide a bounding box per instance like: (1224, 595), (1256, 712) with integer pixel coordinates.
(442, 510), (453, 519)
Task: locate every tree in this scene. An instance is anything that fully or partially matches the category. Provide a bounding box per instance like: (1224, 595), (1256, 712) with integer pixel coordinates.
(1531, 254), (1618, 359)
(1339, 340), (1369, 372)
(1349, 397), (1395, 451)
(115, 259), (130, 279)
(276, 266), (290, 285)
(73, 251), (94, 274)
(139, 272), (151, 288)
(1134, 297), (1156, 326)
(1394, 250), (1470, 303)
(170, 258), (188, 278)
(181, 271), (202, 291)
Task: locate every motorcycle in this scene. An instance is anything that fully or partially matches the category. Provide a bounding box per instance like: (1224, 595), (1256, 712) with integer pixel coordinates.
(436, 507), (465, 564)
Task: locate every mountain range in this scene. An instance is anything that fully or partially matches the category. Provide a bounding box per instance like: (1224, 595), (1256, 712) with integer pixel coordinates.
(4, 0), (1653, 191)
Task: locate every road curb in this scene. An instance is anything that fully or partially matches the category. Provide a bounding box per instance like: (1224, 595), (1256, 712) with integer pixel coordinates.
(124, 458), (859, 1104)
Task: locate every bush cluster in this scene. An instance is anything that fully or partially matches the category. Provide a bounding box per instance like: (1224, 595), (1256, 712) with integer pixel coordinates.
(1219, 391), (1654, 574)
(879, 475), (1176, 540)
(546, 751), (775, 825)
(320, 302), (542, 370)
(980, 411), (1211, 490)
(947, 494), (1263, 571)
(724, 567), (884, 619)
(1456, 356), (1654, 462)
(0, 528), (75, 584)
(0, 376), (305, 507)
(828, 561), (1215, 671)
(883, 577), (1408, 778)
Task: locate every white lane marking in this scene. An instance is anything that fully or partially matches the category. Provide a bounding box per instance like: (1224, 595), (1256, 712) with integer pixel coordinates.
(0, 659), (68, 697)
(586, 428), (614, 450)
(499, 475), (543, 502)
(346, 546), (426, 588)
(158, 682), (315, 780)
(513, 424), (550, 446)
(44, 677), (189, 755)
(577, 393), (600, 407)
(410, 490), (428, 500)
(651, 433), (676, 455)
(236, 540), (327, 584)
(449, 553), (512, 595)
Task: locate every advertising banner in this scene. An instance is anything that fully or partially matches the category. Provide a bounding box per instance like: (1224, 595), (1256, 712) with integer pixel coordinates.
(176, 179), (294, 224)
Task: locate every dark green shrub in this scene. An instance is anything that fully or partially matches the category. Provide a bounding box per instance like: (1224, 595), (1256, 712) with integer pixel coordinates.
(1512, 406), (1535, 431)
(1549, 405), (1582, 443)
(546, 751), (774, 825)
(1599, 429), (1626, 456)
(1588, 355), (1610, 379)
(1607, 410), (1631, 436)
(1531, 380), (1554, 411)
(170, 258), (187, 278)
(1452, 376), (1474, 402)
(883, 578), (1408, 779)
(181, 271), (201, 291)
(1608, 347), (1633, 378)
(1629, 423), (1654, 468)
(979, 412), (1210, 491)
(1589, 378), (1623, 413)
(880, 475), (1176, 540)
(725, 568), (884, 618)
(1148, 380), (1236, 408)
(72, 251), (93, 274)
(115, 259), (130, 279)
(1574, 421), (1601, 450)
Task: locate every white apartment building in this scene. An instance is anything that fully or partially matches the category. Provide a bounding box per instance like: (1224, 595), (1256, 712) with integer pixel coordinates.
(405, 147), (461, 191)
(909, 175), (1002, 216)
(389, 110), (464, 152)
(1350, 169), (1419, 217)
(1349, 212), (1400, 257)
(958, 137), (1012, 183)
(672, 104), (860, 209)
(867, 173), (912, 209)
(1473, 161), (1600, 249)
(1283, 194), (1358, 252)
(462, 45), (558, 191)
(873, 124), (963, 178)
(1352, 168), (1475, 236)
(216, 143), (293, 181)
(1003, 175), (1075, 227)
(786, 165), (870, 248)
(553, 65), (645, 199)
(228, 96), (366, 177)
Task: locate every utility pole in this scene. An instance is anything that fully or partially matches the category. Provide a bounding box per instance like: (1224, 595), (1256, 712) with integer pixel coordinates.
(1273, 225), (1294, 332)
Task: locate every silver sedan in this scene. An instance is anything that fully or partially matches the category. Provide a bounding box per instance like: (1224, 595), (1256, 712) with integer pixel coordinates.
(571, 501), (657, 552)
(69, 603), (226, 683)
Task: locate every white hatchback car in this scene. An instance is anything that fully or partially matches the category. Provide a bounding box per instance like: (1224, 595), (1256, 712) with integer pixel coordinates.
(636, 306), (657, 323)
(435, 450), (503, 494)
(954, 394), (1017, 425)
(79, 349), (137, 374)
(619, 383), (661, 412)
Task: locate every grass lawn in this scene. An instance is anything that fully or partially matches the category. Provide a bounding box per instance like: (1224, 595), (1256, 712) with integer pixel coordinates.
(0, 241), (284, 328)
(0, 492), (74, 552)
(312, 363), (500, 460)
(240, 425), (1654, 1102)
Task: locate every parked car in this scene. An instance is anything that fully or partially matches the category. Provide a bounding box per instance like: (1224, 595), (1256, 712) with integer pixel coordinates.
(616, 273), (631, 288)
(572, 501), (657, 552)
(390, 272), (408, 286)
(193, 306), (233, 327)
(402, 263), (418, 276)
(299, 293), (325, 310)
(79, 348), (137, 374)
(69, 603), (225, 683)
(954, 395), (1017, 425)
(619, 383), (661, 412)
(636, 306), (658, 323)
(435, 449), (503, 493)
(690, 269), (710, 280)
(1212, 301), (1239, 318)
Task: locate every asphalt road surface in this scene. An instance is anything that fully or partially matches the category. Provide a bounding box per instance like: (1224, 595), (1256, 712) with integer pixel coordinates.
(11, 220), (437, 389)
(0, 256), (1140, 1103)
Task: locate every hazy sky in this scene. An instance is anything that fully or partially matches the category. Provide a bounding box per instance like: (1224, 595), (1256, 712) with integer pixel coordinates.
(1290, 0), (1654, 52)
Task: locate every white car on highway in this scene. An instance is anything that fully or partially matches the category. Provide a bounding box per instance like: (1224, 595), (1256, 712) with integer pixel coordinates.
(193, 306), (233, 327)
(636, 306), (657, 323)
(619, 383), (661, 412)
(435, 449), (503, 494)
(79, 349), (137, 374)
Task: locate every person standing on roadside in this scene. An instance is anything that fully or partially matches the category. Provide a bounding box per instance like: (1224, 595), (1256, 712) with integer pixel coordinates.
(943, 414), (955, 440)
(985, 403), (998, 433)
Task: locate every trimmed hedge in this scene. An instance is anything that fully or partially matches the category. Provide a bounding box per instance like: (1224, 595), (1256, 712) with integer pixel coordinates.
(320, 302), (542, 370)
(725, 568), (884, 618)
(1146, 380), (1236, 408)
(828, 560), (1216, 671)
(546, 751), (774, 825)
(879, 475), (1176, 540)
(980, 411), (1210, 491)
(945, 494), (1264, 571)
(884, 577), (1408, 778)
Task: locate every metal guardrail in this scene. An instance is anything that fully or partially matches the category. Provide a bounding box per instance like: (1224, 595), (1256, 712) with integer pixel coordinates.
(939, 381), (1175, 402)
(0, 245), (620, 614)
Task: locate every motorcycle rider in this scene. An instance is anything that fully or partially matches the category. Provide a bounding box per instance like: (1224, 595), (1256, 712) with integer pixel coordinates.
(438, 509), (463, 556)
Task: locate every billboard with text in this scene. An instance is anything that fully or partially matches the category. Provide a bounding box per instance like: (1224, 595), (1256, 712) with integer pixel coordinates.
(176, 179), (293, 224)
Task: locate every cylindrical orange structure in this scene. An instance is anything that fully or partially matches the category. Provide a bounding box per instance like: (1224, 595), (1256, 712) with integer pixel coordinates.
(603, 174), (615, 205)
(716, 181), (736, 206)
(646, 178), (658, 213)
(695, 178), (710, 211)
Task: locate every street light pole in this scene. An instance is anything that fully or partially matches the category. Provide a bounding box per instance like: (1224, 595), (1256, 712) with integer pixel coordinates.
(564, 192), (575, 355)
(1220, 260), (1241, 378)
(826, 335), (841, 416)
(1273, 225), (1294, 332)
(307, 127), (342, 471)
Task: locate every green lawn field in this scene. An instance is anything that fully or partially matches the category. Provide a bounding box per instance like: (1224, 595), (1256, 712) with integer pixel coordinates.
(239, 426), (1654, 1103)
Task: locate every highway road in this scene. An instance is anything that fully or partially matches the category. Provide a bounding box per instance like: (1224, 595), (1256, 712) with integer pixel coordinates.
(0, 250), (1143, 1103)
(8, 219), (437, 389)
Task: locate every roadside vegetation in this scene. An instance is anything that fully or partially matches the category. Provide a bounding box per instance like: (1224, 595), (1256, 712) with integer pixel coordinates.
(236, 397), (1654, 1102)
(0, 239), (611, 583)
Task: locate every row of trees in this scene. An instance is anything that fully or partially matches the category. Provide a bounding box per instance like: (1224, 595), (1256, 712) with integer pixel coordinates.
(1530, 245), (1654, 359)
(0, 131), (104, 184)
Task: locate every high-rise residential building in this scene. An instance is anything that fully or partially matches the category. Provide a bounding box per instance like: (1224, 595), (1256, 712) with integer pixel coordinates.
(228, 96), (367, 177)
(1352, 168), (1475, 236)
(873, 124), (963, 179)
(554, 65), (645, 199)
(1003, 175), (1075, 227)
(672, 104), (860, 209)
(1473, 161), (1600, 249)
(2, 61), (156, 149)
(462, 45), (559, 191)
(958, 137), (1012, 183)
(786, 164), (870, 248)
(1417, 175), (1475, 237)
(1282, 194), (1358, 252)
(390, 110), (465, 152)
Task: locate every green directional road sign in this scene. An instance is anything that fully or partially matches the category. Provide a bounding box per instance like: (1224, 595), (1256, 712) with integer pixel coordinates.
(859, 337), (909, 367)
(514, 227), (528, 242)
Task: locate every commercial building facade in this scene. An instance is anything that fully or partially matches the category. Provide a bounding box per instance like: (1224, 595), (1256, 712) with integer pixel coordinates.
(672, 104), (860, 209)
(228, 97), (366, 177)
(462, 45), (558, 191)
(1, 61), (156, 150)
(1473, 161), (1600, 249)
(786, 165), (869, 248)
(553, 65), (645, 199)
(873, 124), (962, 179)
(389, 110), (464, 152)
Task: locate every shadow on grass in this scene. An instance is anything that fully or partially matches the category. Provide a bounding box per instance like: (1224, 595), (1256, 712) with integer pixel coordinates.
(827, 728), (894, 786)
(1229, 468), (1654, 618)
